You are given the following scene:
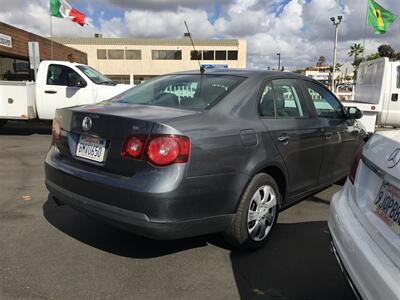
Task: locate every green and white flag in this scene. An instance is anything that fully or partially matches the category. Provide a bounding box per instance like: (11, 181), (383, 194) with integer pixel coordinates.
(50, 0), (88, 26)
(367, 0), (397, 34)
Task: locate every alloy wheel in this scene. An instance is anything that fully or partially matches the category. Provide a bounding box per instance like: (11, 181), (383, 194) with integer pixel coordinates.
(247, 184), (277, 242)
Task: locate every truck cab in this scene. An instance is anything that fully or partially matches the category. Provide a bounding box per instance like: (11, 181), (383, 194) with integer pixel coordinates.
(345, 57), (400, 132)
(35, 61), (132, 119)
(0, 60), (132, 123)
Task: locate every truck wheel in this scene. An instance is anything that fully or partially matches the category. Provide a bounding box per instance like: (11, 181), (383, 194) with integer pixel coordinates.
(224, 173), (280, 250)
(0, 120), (7, 128)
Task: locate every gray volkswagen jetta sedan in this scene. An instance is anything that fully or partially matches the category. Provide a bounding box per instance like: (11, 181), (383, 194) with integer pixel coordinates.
(45, 69), (365, 249)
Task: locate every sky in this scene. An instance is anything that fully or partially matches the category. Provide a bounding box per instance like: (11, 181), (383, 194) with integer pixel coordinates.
(0, 0), (399, 70)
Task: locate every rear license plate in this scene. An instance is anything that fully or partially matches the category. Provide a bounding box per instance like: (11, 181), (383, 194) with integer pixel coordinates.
(76, 135), (106, 163)
(373, 181), (400, 235)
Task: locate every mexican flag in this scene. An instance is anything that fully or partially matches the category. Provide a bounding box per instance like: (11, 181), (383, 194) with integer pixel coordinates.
(367, 0), (397, 34)
(50, 0), (88, 26)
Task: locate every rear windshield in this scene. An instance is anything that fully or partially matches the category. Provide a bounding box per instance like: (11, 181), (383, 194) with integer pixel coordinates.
(110, 74), (243, 109)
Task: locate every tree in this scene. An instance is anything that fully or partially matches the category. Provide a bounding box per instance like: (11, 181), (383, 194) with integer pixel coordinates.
(348, 43), (364, 66)
(367, 53), (380, 61)
(292, 68), (304, 74)
(329, 63), (342, 72)
(378, 44), (395, 59)
(316, 56), (326, 67)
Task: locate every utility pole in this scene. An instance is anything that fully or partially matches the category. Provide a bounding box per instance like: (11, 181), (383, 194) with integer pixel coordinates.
(276, 53), (281, 71)
(330, 16), (342, 91)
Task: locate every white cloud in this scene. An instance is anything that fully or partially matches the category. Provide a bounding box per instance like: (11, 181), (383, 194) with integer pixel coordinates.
(100, 7), (215, 38)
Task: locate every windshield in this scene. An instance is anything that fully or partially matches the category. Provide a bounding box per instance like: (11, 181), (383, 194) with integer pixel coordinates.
(76, 65), (114, 85)
(110, 74), (243, 109)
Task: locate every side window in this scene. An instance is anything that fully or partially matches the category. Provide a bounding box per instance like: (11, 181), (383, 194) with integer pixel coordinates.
(304, 81), (345, 119)
(271, 79), (309, 118)
(46, 64), (85, 87)
(397, 66), (400, 89)
(258, 82), (275, 117)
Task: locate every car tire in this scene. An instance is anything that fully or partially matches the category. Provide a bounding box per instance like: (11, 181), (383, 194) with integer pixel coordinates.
(0, 120), (7, 128)
(224, 173), (280, 250)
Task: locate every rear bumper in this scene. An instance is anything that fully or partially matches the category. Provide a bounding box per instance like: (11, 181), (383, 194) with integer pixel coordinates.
(44, 148), (245, 240)
(329, 238), (362, 300)
(328, 182), (400, 300)
(46, 180), (232, 240)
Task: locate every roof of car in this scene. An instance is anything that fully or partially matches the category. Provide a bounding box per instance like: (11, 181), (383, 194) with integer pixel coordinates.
(173, 68), (311, 80)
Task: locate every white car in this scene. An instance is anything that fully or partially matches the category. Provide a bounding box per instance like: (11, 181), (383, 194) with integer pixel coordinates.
(329, 130), (400, 300)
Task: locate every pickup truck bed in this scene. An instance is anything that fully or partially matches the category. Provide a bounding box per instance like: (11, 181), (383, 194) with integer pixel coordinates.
(0, 81), (37, 120)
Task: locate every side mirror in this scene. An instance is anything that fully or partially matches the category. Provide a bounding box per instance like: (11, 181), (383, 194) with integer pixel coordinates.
(347, 106), (363, 119)
(76, 79), (87, 88)
(68, 76), (87, 88)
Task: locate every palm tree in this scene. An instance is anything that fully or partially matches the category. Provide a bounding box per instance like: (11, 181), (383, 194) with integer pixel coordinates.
(348, 43), (364, 66)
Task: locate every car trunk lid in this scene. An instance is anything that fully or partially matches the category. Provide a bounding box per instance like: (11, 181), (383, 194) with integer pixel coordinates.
(54, 102), (199, 175)
(353, 130), (400, 269)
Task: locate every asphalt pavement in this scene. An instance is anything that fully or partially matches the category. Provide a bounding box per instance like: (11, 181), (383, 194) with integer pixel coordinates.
(0, 121), (356, 300)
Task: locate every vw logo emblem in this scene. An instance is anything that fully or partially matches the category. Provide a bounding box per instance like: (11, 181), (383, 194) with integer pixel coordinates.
(388, 148), (400, 169)
(82, 116), (92, 132)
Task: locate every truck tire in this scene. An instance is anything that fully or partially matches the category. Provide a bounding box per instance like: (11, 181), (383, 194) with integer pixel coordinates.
(224, 173), (280, 250)
(0, 120), (7, 128)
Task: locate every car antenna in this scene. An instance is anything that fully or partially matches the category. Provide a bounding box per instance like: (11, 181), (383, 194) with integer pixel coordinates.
(184, 21), (205, 74)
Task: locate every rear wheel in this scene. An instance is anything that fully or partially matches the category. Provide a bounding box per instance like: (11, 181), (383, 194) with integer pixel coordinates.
(224, 173), (280, 250)
(0, 120), (7, 128)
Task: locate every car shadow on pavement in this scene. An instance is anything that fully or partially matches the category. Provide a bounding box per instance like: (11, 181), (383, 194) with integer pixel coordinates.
(42, 197), (210, 258)
(0, 121), (51, 135)
(230, 221), (356, 300)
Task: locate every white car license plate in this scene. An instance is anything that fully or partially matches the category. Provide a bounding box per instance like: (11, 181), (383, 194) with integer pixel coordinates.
(374, 181), (400, 235)
(76, 135), (106, 163)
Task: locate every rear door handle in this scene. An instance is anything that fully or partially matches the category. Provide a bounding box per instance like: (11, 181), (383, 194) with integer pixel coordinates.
(325, 132), (332, 139)
(45, 90), (57, 94)
(277, 136), (290, 143)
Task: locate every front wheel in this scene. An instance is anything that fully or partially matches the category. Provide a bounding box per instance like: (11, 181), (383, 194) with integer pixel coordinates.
(224, 173), (280, 250)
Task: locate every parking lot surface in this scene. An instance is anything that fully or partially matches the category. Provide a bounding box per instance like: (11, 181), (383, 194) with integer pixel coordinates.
(0, 121), (356, 300)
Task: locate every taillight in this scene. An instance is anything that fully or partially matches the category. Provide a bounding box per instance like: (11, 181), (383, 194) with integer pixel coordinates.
(52, 118), (61, 141)
(147, 136), (190, 166)
(122, 136), (145, 158)
(122, 134), (190, 166)
(349, 147), (363, 184)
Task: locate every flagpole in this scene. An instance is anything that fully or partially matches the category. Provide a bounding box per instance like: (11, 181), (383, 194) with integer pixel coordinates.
(50, 13), (53, 59)
(362, 0), (369, 61)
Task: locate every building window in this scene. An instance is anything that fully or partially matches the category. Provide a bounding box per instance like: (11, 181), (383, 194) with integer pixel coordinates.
(108, 50), (124, 60)
(106, 75), (130, 84)
(202, 50), (214, 60)
(152, 50), (166, 60)
(215, 51), (227, 60)
(152, 50), (182, 60)
(167, 50), (182, 60)
(228, 51), (238, 60)
(190, 50), (202, 60)
(125, 50), (142, 60)
(97, 49), (107, 60)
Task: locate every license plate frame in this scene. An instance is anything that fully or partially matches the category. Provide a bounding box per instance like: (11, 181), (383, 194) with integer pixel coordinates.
(75, 135), (107, 163)
(373, 181), (400, 235)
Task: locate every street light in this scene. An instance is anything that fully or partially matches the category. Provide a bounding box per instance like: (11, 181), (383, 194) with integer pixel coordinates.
(276, 53), (281, 71)
(330, 16), (342, 91)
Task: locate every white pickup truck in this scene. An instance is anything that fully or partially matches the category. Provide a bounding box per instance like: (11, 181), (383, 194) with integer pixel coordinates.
(0, 60), (132, 127)
(342, 57), (400, 133)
